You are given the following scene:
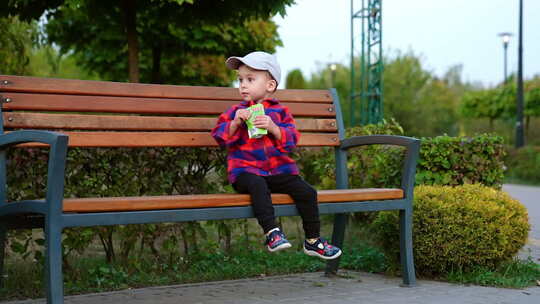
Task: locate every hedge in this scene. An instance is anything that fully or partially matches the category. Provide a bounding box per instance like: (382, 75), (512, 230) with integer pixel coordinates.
(372, 184), (530, 276)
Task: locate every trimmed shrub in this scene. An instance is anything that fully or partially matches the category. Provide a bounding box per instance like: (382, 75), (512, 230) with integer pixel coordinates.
(372, 184), (530, 276)
(295, 118), (405, 190)
(6, 147), (228, 263)
(297, 120), (506, 191)
(417, 134), (506, 188)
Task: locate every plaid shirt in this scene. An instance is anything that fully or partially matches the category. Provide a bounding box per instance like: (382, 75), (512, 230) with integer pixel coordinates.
(211, 98), (300, 183)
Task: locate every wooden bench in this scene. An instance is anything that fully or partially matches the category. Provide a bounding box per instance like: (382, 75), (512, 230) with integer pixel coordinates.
(0, 75), (420, 303)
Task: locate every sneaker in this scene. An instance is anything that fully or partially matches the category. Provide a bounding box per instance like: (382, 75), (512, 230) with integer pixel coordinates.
(303, 238), (342, 260)
(265, 229), (292, 252)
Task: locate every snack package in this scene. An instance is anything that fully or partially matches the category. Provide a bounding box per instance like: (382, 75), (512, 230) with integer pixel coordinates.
(246, 103), (268, 138)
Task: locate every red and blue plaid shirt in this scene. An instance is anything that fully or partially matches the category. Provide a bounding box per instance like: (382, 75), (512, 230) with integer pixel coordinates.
(211, 98), (300, 183)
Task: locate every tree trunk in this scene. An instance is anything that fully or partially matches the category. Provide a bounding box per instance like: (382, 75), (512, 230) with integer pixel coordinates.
(180, 227), (189, 255)
(98, 228), (116, 263)
(122, 0), (140, 83)
(243, 220), (250, 248)
(151, 45), (162, 84)
(526, 115), (530, 138)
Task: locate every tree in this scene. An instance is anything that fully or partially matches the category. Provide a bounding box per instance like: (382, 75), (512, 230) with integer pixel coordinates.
(460, 79), (519, 131)
(305, 63), (352, 126)
(525, 87), (540, 135)
(285, 69), (306, 89)
(301, 50), (466, 136)
(411, 77), (459, 136)
(0, 16), (37, 75)
(3, 0), (294, 84)
(26, 45), (100, 80)
(382, 51), (431, 132)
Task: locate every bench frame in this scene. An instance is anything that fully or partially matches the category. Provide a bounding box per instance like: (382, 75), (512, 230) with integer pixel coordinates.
(0, 76), (420, 303)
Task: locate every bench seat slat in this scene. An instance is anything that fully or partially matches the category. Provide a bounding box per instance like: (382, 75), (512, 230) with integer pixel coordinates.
(61, 189), (404, 212)
(2, 93), (336, 117)
(16, 131), (340, 147)
(3, 113), (338, 132)
(0, 75), (333, 103)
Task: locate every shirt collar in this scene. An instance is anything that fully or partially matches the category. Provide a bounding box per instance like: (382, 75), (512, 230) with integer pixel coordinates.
(240, 98), (279, 107)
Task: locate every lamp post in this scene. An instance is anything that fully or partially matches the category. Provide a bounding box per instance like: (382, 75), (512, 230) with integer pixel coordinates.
(498, 32), (513, 83)
(515, 0), (525, 148)
(330, 63), (337, 88)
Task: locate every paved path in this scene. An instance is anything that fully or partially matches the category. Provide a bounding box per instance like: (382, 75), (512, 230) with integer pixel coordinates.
(5, 271), (540, 304)
(2, 184), (539, 304)
(503, 184), (540, 262)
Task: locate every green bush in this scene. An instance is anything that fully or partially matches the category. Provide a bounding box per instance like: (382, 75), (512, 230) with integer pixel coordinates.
(372, 184), (530, 276)
(296, 118), (405, 189)
(297, 121), (506, 191)
(417, 134), (506, 188)
(505, 146), (540, 184)
(6, 147), (228, 263)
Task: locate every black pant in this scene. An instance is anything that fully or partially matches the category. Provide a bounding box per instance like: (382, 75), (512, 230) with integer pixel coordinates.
(233, 173), (320, 239)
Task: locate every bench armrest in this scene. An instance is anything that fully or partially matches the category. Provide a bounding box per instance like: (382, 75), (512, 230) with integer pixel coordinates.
(336, 135), (420, 199)
(0, 130), (69, 215)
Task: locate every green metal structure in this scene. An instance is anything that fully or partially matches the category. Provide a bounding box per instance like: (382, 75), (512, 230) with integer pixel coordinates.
(350, 0), (383, 126)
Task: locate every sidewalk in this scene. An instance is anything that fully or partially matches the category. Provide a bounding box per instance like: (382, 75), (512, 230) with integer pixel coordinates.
(3, 184), (539, 304)
(503, 184), (540, 263)
(6, 271), (540, 304)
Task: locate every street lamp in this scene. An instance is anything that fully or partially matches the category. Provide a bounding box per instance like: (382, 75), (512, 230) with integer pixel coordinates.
(330, 63), (337, 88)
(515, 0), (525, 148)
(498, 32), (513, 83)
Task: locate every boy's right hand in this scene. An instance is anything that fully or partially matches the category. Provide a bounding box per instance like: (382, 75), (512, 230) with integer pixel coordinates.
(233, 109), (251, 125)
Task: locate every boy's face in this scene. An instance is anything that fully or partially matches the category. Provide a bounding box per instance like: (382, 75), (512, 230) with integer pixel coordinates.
(237, 65), (277, 102)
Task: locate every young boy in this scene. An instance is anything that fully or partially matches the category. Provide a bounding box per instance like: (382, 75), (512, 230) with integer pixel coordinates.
(211, 51), (341, 260)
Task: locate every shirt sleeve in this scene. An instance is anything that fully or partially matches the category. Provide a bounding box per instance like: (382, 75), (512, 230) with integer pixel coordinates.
(272, 106), (300, 153)
(211, 106), (243, 148)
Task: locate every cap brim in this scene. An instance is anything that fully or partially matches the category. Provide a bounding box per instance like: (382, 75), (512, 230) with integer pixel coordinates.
(225, 57), (243, 70)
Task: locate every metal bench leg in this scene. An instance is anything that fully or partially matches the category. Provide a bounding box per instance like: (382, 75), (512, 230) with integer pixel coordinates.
(0, 224), (6, 289)
(45, 220), (64, 304)
(399, 208), (416, 287)
(325, 213), (347, 276)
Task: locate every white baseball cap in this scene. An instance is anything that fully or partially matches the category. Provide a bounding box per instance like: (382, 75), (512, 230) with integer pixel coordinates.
(225, 51), (281, 86)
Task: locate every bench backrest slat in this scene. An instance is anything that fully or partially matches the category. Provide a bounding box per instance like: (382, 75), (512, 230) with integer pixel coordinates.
(17, 132), (339, 148)
(1, 93), (336, 117)
(0, 75), (344, 148)
(3, 113), (338, 132)
(0, 75), (333, 103)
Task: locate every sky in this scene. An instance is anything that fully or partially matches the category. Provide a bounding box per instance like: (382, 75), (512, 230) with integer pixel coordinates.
(273, 0), (540, 88)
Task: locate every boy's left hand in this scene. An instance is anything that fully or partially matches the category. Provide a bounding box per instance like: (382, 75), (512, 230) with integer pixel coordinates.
(253, 115), (275, 130)
(253, 115), (281, 140)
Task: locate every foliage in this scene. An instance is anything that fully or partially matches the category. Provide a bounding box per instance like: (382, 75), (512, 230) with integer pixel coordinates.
(461, 77), (540, 133)
(285, 68), (307, 89)
(372, 184), (530, 276)
(26, 45), (100, 80)
(417, 134), (506, 188)
(380, 52), (426, 123)
(505, 146), (540, 184)
(461, 84), (516, 124)
(297, 121), (506, 191)
(3, 0), (293, 84)
(6, 147), (228, 264)
(0, 16), (37, 75)
(0, 0), (64, 21)
(298, 50), (467, 136)
(296, 118), (405, 190)
(305, 62), (352, 126)
(446, 258), (540, 289)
